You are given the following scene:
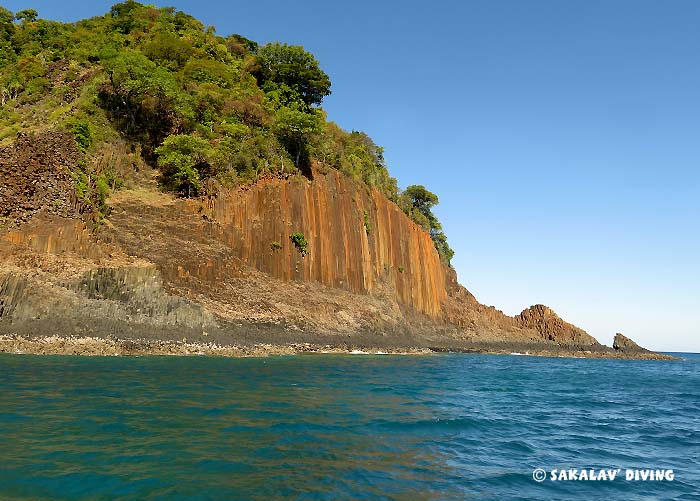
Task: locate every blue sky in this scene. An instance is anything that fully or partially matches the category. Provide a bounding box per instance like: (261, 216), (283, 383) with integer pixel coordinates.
(5, 0), (699, 352)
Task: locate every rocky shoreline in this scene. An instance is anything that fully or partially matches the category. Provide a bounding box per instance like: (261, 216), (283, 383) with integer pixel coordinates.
(0, 334), (679, 360)
(0, 167), (679, 363)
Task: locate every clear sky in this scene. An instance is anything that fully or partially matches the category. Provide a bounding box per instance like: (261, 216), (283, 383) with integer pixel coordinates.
(4, 0), (699, 352)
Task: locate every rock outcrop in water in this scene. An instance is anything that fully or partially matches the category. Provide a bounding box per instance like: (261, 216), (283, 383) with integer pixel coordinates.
(613, 333), (648, 353)
(0, 132), (670, 358)
(515, 304), (599, 346)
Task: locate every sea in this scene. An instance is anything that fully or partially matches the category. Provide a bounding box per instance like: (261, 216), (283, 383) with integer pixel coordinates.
(1, 351), (698, 500)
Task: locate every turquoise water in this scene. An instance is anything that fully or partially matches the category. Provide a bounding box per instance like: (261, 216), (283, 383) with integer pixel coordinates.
(1, 352), (698, 500)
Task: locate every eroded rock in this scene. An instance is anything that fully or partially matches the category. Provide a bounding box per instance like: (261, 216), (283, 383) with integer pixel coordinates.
(613, 333), (647, 352)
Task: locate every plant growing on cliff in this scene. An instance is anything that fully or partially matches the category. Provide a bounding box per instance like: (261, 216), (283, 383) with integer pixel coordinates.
(289, 232), (308, 257)
(270, 241), (282, 250)
(363, 210), (371, 235)
(70, 168), (112, 220)
(95, 174), (111, 217)
(399, 185), (454, 265)
(71, 121), (91, 151)
(72, 170), (90, 204)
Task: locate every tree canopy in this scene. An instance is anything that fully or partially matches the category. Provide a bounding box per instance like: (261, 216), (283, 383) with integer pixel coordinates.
(15, 9), (38, 23)
(399, 185), (454, 264)
(254, 43), (331, 107)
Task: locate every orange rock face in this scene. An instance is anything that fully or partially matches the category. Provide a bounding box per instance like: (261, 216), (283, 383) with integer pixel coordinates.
(198, 171), (447, 318)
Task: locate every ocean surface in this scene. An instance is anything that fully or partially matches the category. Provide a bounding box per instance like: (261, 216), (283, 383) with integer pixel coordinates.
(1, 352), (698, 500)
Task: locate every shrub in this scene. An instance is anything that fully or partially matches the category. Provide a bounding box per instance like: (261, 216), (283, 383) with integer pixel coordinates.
(72, 170), (90, 203)
(289, 232), (308, 257)
(71, 121), (92, 151)
(95, 174), (111, 217)
(270, 241), (282, 250)
(155, 134), (213, 197)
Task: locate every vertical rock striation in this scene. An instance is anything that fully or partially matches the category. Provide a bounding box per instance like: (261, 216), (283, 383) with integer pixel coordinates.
(196, 171), (447, 318)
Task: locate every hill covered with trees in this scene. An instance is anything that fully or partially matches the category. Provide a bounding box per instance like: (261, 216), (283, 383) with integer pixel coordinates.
(0, 1), (454, 264)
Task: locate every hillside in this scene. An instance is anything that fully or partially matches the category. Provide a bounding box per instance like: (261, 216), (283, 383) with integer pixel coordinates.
(0, 3), (670, 358)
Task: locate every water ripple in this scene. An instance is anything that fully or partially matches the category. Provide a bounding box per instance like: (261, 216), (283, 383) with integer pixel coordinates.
(0, 352), (698, 499)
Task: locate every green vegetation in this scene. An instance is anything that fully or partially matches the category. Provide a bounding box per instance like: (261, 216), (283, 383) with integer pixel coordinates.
(289, 232), (308, 257)
(398, 266), (404, 274)
(155, 134), (213, 196)
(363, 210), (371, 235)
(253, 43), (331, 108)
(71, 164), (115, 220)
(398, 185), (454, 264)
(71, 120), (91, 151)
(270, 241), (281, 250)
(0, 1), (453, 264)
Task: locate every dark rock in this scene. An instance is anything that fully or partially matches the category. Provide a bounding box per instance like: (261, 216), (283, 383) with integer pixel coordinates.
(613, 333), (647, 352)
(0, 131), (84, 226)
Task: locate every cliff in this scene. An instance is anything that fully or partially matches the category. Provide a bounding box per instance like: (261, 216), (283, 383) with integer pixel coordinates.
(104, 169), (446, 318)
(0, 132), (669, 358)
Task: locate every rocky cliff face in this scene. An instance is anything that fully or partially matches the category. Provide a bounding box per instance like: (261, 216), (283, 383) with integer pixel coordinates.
(0, 133), (655, 354)
(203, 171), (446, 318)
(0, 132), (83, 227)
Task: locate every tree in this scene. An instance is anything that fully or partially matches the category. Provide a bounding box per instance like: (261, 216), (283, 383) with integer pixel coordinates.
(255, 43), (331, 107)
(15, 9), (38, 23)
(0, 67), (22, 104)
(110, 0), (141, 18)
(101, 51), (193, 146)
(399, 185), (454, 265)
(402, 185), (439, 220)
(143, 32), (194, 71)
(102, 51), (158, 127)
(225, 34), (257, 56)
(0, 7), (14, 39)
(109, 1), (142, 33)
(273, 106), (322, 169)
(155, 134), (214, 196)
(431, 232), (454, 265)
(183, 58), (234, 88)
(0, 8), (13, 64)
